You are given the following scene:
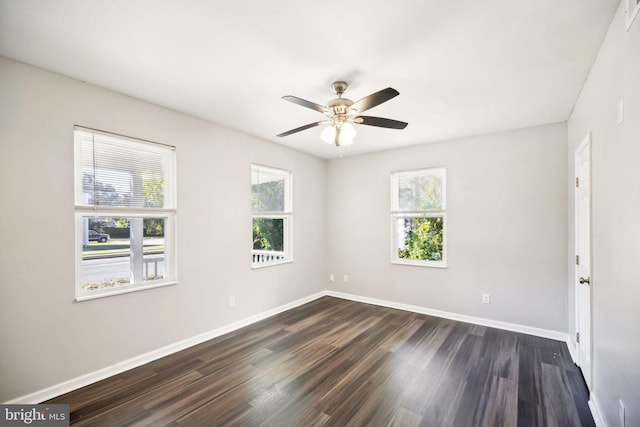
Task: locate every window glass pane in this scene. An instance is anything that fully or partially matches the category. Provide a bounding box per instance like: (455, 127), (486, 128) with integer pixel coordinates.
(252, 217), (287, 265)
(81, 216), (166, 292)
(395, 216), (444, 262)
(252, 167), (285, 212)
(397, 170), (444, 210)
(253, 217), (284, 251)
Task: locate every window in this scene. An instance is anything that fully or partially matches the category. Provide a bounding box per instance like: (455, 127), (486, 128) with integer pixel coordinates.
(74, 127), (177, 300)
(252, 164), (292, 268)
(391, 167), (446, 267)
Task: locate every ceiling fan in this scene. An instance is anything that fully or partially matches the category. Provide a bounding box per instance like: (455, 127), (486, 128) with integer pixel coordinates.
(277, 81), (408, 147)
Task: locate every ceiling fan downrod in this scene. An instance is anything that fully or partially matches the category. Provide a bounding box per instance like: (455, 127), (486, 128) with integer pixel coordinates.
(327, 81), (354, 117)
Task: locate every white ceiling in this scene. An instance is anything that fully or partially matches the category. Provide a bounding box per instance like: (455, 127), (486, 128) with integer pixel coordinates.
(0, 0), (619, 159)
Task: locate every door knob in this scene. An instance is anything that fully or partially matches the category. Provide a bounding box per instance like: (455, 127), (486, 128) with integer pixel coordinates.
(579, 277), (590, 285)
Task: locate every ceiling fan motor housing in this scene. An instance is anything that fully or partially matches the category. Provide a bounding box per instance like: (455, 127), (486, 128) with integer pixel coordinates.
(327, 97), (354, 117)
(327, 81), (355, 118)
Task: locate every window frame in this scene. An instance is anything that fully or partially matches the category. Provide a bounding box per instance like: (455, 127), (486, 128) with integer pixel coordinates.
(251, 163), (293, 269)
(390, 167), (447, 268)
(626, 0), (640, 30)
(74, 126), (177, 301)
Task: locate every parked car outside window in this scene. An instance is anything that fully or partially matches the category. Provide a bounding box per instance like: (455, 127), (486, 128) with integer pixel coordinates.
(88, 230), (110, 243)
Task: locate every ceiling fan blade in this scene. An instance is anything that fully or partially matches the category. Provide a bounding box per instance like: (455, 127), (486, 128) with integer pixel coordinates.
(277, 121), (324, 137)
(282, 96), (329, 114)
(350, 87), (400, 113)
(355, 116), (408, 129)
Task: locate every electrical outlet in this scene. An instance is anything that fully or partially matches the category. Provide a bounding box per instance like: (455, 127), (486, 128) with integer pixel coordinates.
(228, 297), (235, 307)
(329, 274), (335, 282)
(619, 399), (625, 427)
(343, 274), (349, 283)
(482, 293), (491, 304)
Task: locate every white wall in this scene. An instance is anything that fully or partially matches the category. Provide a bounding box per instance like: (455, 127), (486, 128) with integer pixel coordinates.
(326, 123), (568, 331)
(0, 57), (327, 402)
(568, 1), (640, 425)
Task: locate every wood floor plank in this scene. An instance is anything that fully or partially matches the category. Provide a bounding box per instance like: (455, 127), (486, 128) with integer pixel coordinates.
(395, 317), (453, 370)
(398, 347), (457, 415)
(517, 342), (544, 405)
(68, 358), (207, 424)
(565, 369), (596, 427)
(418, 372), (466, 426)
(73, 371), (202, 427)
(46, 366), (158, 414)
(386, 407), (422, 427)
(450, 354), (493, 426)
(378, 317), (425, 353)
(446, 332), (486, 381)
(517, 398), (545, 427)
(540, 362), (583, 427)
(43, 297), (593, 426)
(485, 329), (519, 380)
(479, 375), (518, 427)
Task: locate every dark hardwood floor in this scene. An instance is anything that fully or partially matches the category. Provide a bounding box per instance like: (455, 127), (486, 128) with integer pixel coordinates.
(46, 297), (593, 426)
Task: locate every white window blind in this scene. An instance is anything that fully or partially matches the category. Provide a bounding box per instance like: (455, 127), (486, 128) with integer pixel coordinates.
(75, 128), (175, 210)
(392, 168), (445, 211)
(251, 165), (291, 213)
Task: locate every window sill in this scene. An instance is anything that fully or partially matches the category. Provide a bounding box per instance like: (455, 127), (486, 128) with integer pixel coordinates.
(252, 259), (294, 270)
(75, 280), (178, 302)
(391, 260), (447, 268)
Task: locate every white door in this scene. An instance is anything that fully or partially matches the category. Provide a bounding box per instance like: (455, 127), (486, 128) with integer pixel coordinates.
(575, 133), (592, 390)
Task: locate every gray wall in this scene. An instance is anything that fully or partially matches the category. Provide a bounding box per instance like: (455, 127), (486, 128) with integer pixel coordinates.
(0, 57), (327, 402)
(567, 1), (640, 425)
(326, 123), (568, 331)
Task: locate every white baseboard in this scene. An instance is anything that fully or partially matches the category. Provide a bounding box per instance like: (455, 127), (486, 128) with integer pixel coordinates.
(565, 335), (577, 364)
(7, 289), (572, 404)
(5, 291), (326, 404)
(589, 392), (607, 427)
(325, 290), (570, 342)
(562, 332), (604, 427)
(562, 336), (605, 427)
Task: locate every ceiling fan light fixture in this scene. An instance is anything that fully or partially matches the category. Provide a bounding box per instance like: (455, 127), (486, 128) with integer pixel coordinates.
(340, 122), (356, 141)
(321, 122), (356, 146)
(338, 135), (355, 147)
(320, 126), (335, 145)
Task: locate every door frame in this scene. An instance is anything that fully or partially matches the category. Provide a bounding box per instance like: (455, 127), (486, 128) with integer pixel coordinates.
(574, 131), (592, 390)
